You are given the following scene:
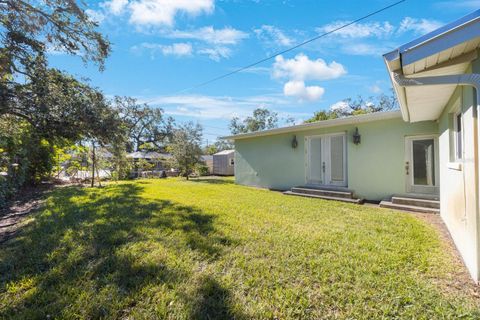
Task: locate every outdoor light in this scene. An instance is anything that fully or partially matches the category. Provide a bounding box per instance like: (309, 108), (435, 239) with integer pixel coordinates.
(291, 135), (298, 149)
(353, 127), (361, 145)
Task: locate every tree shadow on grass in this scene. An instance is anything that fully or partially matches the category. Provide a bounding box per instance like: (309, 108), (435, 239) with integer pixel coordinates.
(189, 275), (247, 320)
(189, 177), (235, 185)
(0, 183), (241, 319)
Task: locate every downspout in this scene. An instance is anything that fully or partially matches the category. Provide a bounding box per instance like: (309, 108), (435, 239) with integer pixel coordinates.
(393, 72), (480, 282)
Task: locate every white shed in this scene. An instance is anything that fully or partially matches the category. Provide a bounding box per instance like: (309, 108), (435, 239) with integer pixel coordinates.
(213, 150), (235, 176)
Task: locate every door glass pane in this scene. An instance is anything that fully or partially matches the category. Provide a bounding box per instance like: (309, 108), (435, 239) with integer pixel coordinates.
(309, 138), (322, 183)
(330, 135), (344, 182)
(412, 139), (435, 186)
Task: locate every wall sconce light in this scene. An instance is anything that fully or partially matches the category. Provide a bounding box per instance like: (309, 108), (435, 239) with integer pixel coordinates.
(353, 127), (361, 145)
(291, 135), (298, 149)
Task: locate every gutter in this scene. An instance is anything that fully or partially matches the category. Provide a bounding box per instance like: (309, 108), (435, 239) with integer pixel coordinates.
(393, 72), (480, 282)
(221, 110), (402, 140)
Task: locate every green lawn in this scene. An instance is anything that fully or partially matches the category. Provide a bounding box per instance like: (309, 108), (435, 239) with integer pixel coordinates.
(1, 178), (478, 319)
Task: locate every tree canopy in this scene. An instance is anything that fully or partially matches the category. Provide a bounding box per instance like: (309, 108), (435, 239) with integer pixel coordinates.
(304, 92), (398, 123)
(113, 96), (174, 152)
(167, 122), (203, 180)
(1, 0), (110, 79)
(229, 108), (279, 134)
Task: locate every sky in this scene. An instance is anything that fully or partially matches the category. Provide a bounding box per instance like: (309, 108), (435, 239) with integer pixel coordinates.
(48, 0), (480, 144)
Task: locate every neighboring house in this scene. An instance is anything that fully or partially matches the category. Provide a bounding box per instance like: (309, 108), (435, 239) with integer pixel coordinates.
(127, 151), (172, 177)
(201, 155), (214, 174)
(213, 150), (235, 176)
(223, 10), (480, 282)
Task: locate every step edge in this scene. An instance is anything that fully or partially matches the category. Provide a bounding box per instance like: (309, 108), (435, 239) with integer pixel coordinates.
(379, 201), (440, 213)
(284, 191), (363, 204)
(391, 196), (440, 204)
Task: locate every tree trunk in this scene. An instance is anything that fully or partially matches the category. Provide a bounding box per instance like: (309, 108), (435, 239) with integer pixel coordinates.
(91, 142), (96, 187)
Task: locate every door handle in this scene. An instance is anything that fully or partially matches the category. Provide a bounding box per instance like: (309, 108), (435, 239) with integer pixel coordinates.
(405, 161), (409, 175)
(322, 161), (325, 173)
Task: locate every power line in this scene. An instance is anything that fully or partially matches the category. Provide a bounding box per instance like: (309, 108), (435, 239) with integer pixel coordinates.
(175, 0), (406, 94)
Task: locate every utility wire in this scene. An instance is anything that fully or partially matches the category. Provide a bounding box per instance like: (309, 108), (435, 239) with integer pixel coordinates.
(175, 0), (406, 94)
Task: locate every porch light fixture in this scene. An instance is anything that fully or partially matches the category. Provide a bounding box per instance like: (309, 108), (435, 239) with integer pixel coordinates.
(353, 127), (361, 145)
(291, 135), (298, 149)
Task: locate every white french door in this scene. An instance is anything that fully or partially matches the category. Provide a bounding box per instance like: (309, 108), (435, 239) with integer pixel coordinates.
(405, 135), (439, 194)
(306, 133), (347, 186)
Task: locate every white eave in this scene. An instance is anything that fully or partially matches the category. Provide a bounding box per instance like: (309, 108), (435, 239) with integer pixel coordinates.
(221, 110), (402, 140)
(384, 9), (480, 123)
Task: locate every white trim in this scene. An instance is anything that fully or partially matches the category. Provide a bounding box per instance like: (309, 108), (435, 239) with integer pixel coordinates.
(222, 111), (402, 140)
(305, 132), (347, 187)
(453, 110), (463, 161)
(404, 134), (440, 195)
(447, 162), (463, 171)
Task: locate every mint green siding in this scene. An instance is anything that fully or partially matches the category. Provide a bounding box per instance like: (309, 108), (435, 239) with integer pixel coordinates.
(235, 117), (438, 200)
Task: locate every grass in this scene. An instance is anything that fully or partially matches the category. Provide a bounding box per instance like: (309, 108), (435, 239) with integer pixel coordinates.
(0, 177), (479, 319)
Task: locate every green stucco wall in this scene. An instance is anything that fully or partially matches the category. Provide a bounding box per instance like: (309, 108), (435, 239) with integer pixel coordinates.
(234, 117), (438, 200)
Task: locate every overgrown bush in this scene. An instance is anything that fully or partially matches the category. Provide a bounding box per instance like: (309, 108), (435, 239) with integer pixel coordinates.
(196, 165), (210, 177)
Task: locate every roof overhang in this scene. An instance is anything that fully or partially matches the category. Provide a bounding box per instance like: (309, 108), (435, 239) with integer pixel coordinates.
(384, 10), (480, 122)
(222, 110), (402, 140)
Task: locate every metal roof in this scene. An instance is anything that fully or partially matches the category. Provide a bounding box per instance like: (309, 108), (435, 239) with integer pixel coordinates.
(214, 149), (235, 155)
(384, 10), (480, 122)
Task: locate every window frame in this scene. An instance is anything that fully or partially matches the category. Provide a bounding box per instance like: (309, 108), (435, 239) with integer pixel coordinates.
(453, 110), (463, 161)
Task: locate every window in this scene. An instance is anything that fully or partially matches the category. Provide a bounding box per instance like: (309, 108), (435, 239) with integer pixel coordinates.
(454, 111), (463, 160)
(229, 158), (234, 166)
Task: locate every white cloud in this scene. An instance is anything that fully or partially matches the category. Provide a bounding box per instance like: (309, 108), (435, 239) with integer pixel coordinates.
(341, 43), (393, 56)
(329, 101), (352, 113)
(273, 54), (346, 81)
(317, 21), (394, 39)
(139, 94), (299, 119)
(314, 17), (443, 56)
(131, 42), (193, 57)
(85, 9), (105, 23)
(100, 0), (214, 26)
(166, 26), (248, 45)
(160, 43), (193, 56)
(198, 46), (231, 61)
(254, 25), (293, 46)
(101, 0), (128, 15)
(283, 81), (324, 101)
(369, 84), (382, 94)
(398, 17), (443, 35)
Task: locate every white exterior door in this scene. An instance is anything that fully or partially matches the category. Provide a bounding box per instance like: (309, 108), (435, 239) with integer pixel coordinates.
(306, 133), (347, 186)
(405, 136), (439, 194)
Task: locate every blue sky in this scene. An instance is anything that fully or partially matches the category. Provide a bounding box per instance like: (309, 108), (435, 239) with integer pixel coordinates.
(48, 0), (480, 144)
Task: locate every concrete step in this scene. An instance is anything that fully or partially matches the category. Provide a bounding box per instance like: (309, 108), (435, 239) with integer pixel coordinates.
(392, 196), (440, 209)
(291, 187), (353, 199)
(284, 191), (364, 204)
(379, 200), (440, 214)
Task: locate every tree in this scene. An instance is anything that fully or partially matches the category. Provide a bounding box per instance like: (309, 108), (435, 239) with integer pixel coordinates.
(113, 96), (174, 152)
(203, 140), (234, 155)
(304, 110), (338, 123)
(0, 0), (117, 202)
(304, 91), (398, 123)
(168, 123), (203, 180)
(1, 0), (110, 79)
(229, 108), (278, 134)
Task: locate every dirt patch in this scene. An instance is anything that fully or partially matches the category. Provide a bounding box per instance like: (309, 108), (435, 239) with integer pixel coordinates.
(414, 212), (480, 299)
(0, 181), (75, 244)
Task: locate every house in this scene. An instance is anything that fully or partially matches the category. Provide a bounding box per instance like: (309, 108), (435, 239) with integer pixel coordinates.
(126, 151), (172, 177)
(223, 10), (480, 282)
(213, 150), (235, 176)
